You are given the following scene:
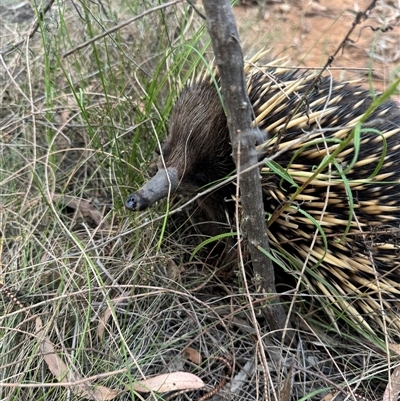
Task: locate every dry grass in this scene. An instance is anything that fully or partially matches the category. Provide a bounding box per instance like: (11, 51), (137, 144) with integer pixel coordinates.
(0, 1), (399, 400)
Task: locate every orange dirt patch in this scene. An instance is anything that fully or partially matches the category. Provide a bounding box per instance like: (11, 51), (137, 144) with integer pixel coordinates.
(234, 0), (400, 92)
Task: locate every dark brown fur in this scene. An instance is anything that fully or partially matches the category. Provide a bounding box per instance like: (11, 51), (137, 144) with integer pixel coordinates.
(161, 83), (235, 222)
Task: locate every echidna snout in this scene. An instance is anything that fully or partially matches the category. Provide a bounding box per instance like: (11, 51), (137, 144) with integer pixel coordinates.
(125, 167), (179, 211)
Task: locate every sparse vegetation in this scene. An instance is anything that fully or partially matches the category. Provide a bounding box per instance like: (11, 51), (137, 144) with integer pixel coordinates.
(1, 1), (399, 400)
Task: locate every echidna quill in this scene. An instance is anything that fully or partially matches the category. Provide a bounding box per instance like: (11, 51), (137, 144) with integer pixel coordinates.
(126, 55), (400, 337)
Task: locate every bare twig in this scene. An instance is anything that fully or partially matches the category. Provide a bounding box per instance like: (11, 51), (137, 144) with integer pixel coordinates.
(202, 0), (290, 346)
(62, 0), (184, 59)
(0, 0), (56, 56)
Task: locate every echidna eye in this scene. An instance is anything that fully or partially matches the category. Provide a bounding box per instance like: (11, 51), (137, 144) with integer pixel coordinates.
(160, 141), (171, 159)
(192, 170), (209, 186)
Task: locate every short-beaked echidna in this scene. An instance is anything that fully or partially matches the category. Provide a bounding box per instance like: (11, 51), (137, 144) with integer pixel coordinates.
(126, 55), (400, 337)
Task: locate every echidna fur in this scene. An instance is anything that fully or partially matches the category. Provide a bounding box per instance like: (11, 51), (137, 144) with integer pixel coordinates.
(126, 55), (400, 337)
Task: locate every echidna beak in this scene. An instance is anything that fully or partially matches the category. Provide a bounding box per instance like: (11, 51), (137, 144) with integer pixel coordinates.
(125, 167), (179, 212)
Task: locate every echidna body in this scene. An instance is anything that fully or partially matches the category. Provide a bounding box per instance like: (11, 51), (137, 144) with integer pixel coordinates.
(126, 59), (400, 336)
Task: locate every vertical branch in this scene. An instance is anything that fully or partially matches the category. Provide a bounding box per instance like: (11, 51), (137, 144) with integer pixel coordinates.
(202, 0), (289, 336)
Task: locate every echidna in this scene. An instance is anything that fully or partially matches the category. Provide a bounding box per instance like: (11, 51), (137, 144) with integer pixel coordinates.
(126, 55), (400, 337)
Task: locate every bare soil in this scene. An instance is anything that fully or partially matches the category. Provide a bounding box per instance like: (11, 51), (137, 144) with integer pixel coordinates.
(234, 0), (400, 93)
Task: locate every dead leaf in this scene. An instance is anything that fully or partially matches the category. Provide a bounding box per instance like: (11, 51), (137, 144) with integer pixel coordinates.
(389, 343), (400, 356)
(98, 293), (128, 340)
(278, 4), (291, 13)
(59, 109), (71, 128)
(279, 364), (293, 401)
(383, 365), (400, 401)
(53, 194), (108, 229)
(182, 347), (202, 365)
(166, 259), (184, 282)
(36, 317), (120, 400)
(262, 11), (270, 21)
(131, 372), (204, 393)
(319, 391), (336, 401)
(309, 1), (328, 12)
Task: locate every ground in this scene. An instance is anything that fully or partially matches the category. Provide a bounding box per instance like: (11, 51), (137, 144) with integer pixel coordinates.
(234, 0), (399, 93)
(0, 1), (400, 401)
